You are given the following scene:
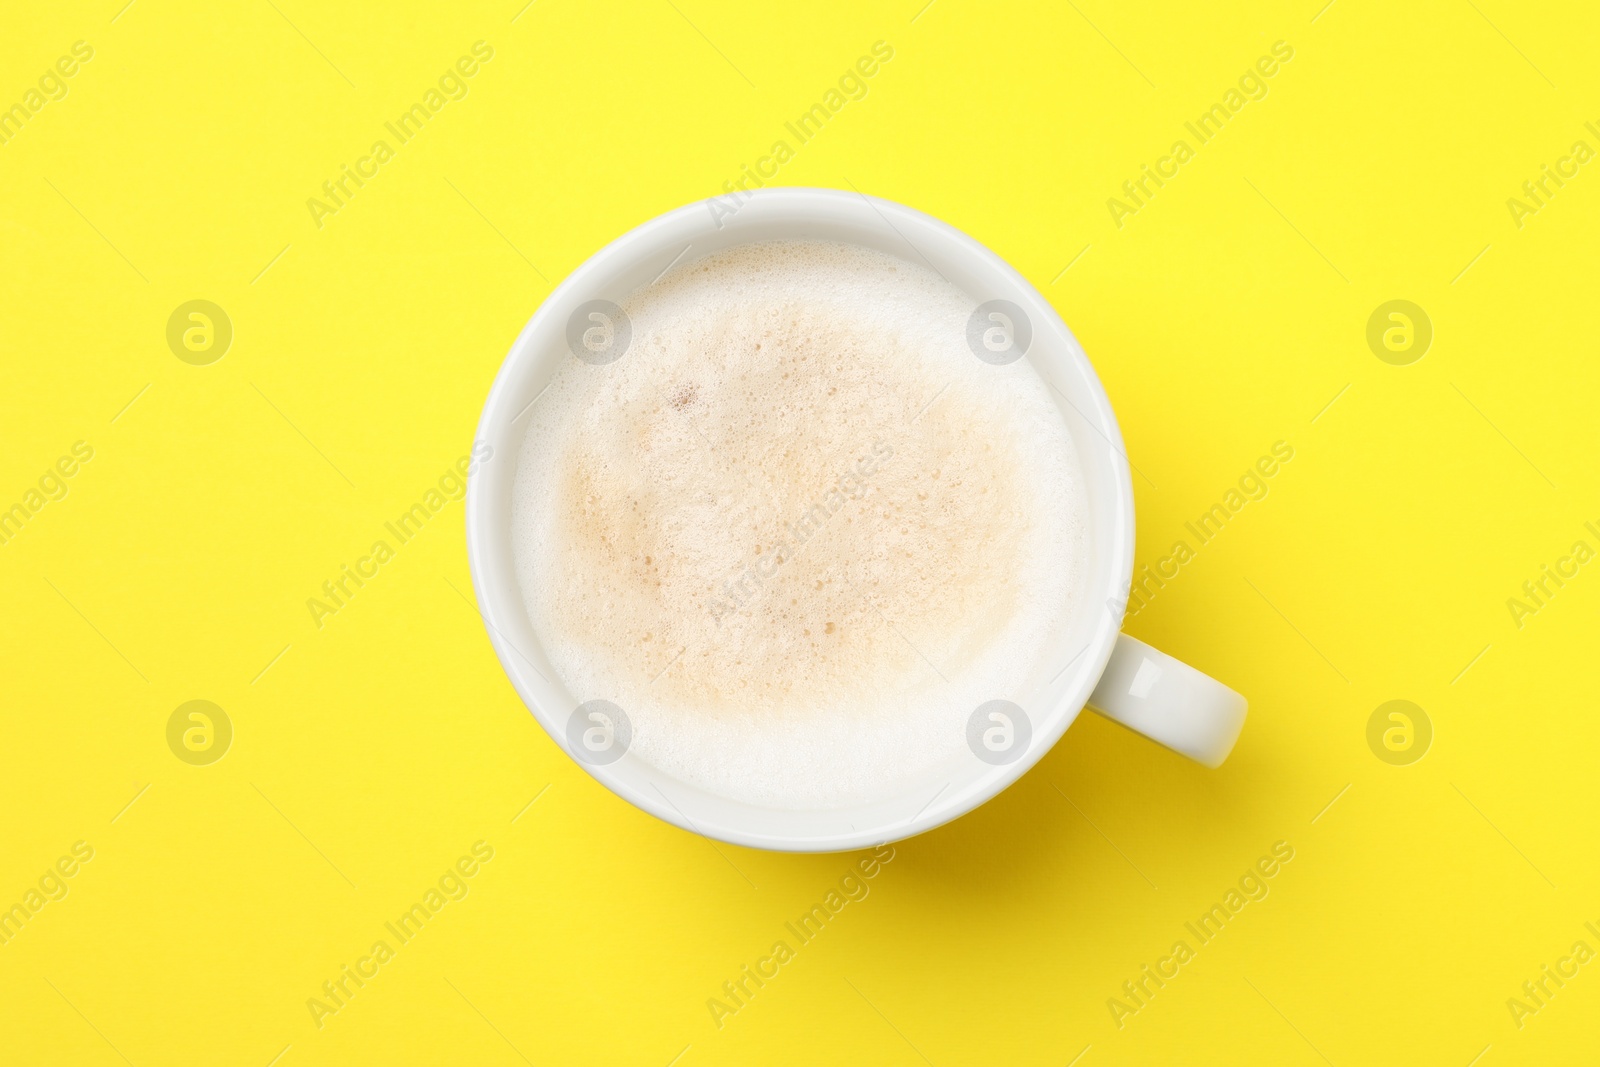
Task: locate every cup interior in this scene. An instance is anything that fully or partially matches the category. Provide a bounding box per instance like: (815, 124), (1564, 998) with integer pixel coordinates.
(466, 188), (1134, 851)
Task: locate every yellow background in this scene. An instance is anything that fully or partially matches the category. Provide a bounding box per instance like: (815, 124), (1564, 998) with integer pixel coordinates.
(3, 0), (1597, 1063)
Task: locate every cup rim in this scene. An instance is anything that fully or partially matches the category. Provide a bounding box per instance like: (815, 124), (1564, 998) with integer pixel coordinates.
(465, 187), (1134, 852)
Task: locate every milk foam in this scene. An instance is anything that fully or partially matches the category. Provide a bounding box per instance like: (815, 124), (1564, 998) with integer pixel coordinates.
(512, 240), (1086, 808)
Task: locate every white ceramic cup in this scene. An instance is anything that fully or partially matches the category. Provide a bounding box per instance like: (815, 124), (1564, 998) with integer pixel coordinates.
(466, 187), (1246, 853)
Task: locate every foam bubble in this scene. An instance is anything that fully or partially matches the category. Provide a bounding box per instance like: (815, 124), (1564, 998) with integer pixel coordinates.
(512, 240), (1086, 808)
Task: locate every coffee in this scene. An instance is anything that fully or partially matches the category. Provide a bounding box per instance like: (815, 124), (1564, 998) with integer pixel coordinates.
(512, 240), (1086, 807)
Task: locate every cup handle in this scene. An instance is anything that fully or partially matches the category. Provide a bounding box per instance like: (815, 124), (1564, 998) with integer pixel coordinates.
(1086, 634), (1247, 768)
